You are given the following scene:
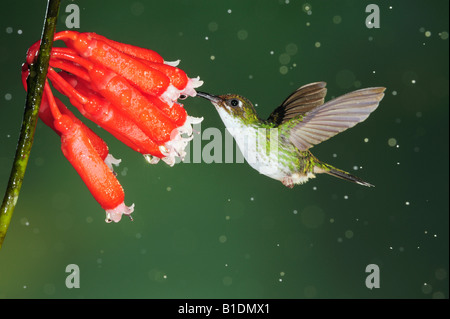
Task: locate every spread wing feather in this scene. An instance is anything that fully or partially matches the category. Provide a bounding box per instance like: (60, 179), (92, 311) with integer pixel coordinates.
(288, 87), (385, 151)
(267, 82), (327, 125)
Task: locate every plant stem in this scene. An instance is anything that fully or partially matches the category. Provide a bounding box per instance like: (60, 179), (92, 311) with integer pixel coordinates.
(0, 0), (61, 249)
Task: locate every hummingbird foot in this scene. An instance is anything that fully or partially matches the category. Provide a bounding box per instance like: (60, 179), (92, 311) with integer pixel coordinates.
(281, 177), (294, 188)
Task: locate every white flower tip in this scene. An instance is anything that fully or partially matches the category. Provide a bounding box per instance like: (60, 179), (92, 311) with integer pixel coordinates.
(105, 202), (135, 223)
(182, 77), (204, 98)
(160, 116), (203, 165)
(159, 84), (179, 106)
(164, 59), (180, 67)
(104, 153), (122, 172)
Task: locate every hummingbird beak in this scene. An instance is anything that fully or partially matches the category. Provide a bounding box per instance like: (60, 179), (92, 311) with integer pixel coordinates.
(196, 91), (222, 104)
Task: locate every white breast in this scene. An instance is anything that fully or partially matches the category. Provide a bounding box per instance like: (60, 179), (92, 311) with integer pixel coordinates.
(215, 106), (285, 180)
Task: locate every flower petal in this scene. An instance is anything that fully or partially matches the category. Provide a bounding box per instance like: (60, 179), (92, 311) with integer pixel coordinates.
(105, 202), (135, 223)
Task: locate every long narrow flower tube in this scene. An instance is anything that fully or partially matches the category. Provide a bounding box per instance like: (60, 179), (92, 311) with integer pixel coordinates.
(145, 94), (187, 127)
(44, 83), (133, 222)
(84, 32), (165, 64)
(22, 30), (204, 222)
(52, 70), (165, 157)
(21, 65), (110, 162)
(56, 31), (171, 96)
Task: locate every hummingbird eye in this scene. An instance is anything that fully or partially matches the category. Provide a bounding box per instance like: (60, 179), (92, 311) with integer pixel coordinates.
(229, 99), (240, 107)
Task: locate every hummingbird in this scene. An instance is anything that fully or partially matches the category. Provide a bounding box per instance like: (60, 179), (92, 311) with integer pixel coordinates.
(196, 82), (385, 188)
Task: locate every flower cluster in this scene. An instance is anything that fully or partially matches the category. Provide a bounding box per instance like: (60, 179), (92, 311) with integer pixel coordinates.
(22, 31), (203, 222)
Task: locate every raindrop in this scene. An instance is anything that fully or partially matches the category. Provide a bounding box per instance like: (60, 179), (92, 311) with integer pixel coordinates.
(333, 15), (342, 24)
(279, 53), (291, 65)
(5, 27), (13, 34)
(219, 235), (227, 243)
(285, 43), (298, 55)
(279, 66), (289, 75)
(208, 22), (218, 32)
(5, 93), (12, 101)
(439, 31), (449, 40)
(237, 29), (248, 40)
(388, 138), (397, 147)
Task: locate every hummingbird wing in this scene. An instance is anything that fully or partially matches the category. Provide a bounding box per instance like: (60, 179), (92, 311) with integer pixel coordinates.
(267, 82), (328, 125)
(287, 87), (386, 151)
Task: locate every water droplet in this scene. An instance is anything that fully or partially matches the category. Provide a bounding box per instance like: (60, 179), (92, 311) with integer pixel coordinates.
(208, 22), (218, 32)
(333, 15), (342, 24)
(388, 138), (397, 147)
(5, 27), (13, 34)
(279, 66), (289, 75)
(5, 93), (12, 101)
(314, 41), (321, 48)
(285, 43), (298, 55)
(237, 29), (248, 40)
(219, 235), (227, 243)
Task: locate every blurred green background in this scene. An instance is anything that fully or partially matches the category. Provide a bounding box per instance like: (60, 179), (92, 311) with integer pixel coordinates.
(0, 0), (448, 299)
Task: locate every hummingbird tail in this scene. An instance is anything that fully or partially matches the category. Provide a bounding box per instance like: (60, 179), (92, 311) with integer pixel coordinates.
(315, 163), (374, 187)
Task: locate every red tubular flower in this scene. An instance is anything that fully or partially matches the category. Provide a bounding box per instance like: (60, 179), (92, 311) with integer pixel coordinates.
(22, 31), (203, 222)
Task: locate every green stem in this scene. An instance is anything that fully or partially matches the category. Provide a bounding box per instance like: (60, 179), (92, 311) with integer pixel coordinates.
(0, 0), (61, 249)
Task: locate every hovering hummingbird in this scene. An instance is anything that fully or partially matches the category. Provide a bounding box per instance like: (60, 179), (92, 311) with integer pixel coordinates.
(196, 82), (385, 188)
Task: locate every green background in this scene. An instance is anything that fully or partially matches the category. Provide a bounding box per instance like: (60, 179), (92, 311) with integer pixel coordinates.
(0, 0), (448, 299)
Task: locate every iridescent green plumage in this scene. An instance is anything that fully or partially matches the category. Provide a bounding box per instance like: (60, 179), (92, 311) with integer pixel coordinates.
(197, 82), (385, 188)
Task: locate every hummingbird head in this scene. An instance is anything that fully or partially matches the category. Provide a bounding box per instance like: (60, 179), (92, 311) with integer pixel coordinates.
(196, 92), (260, 124)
